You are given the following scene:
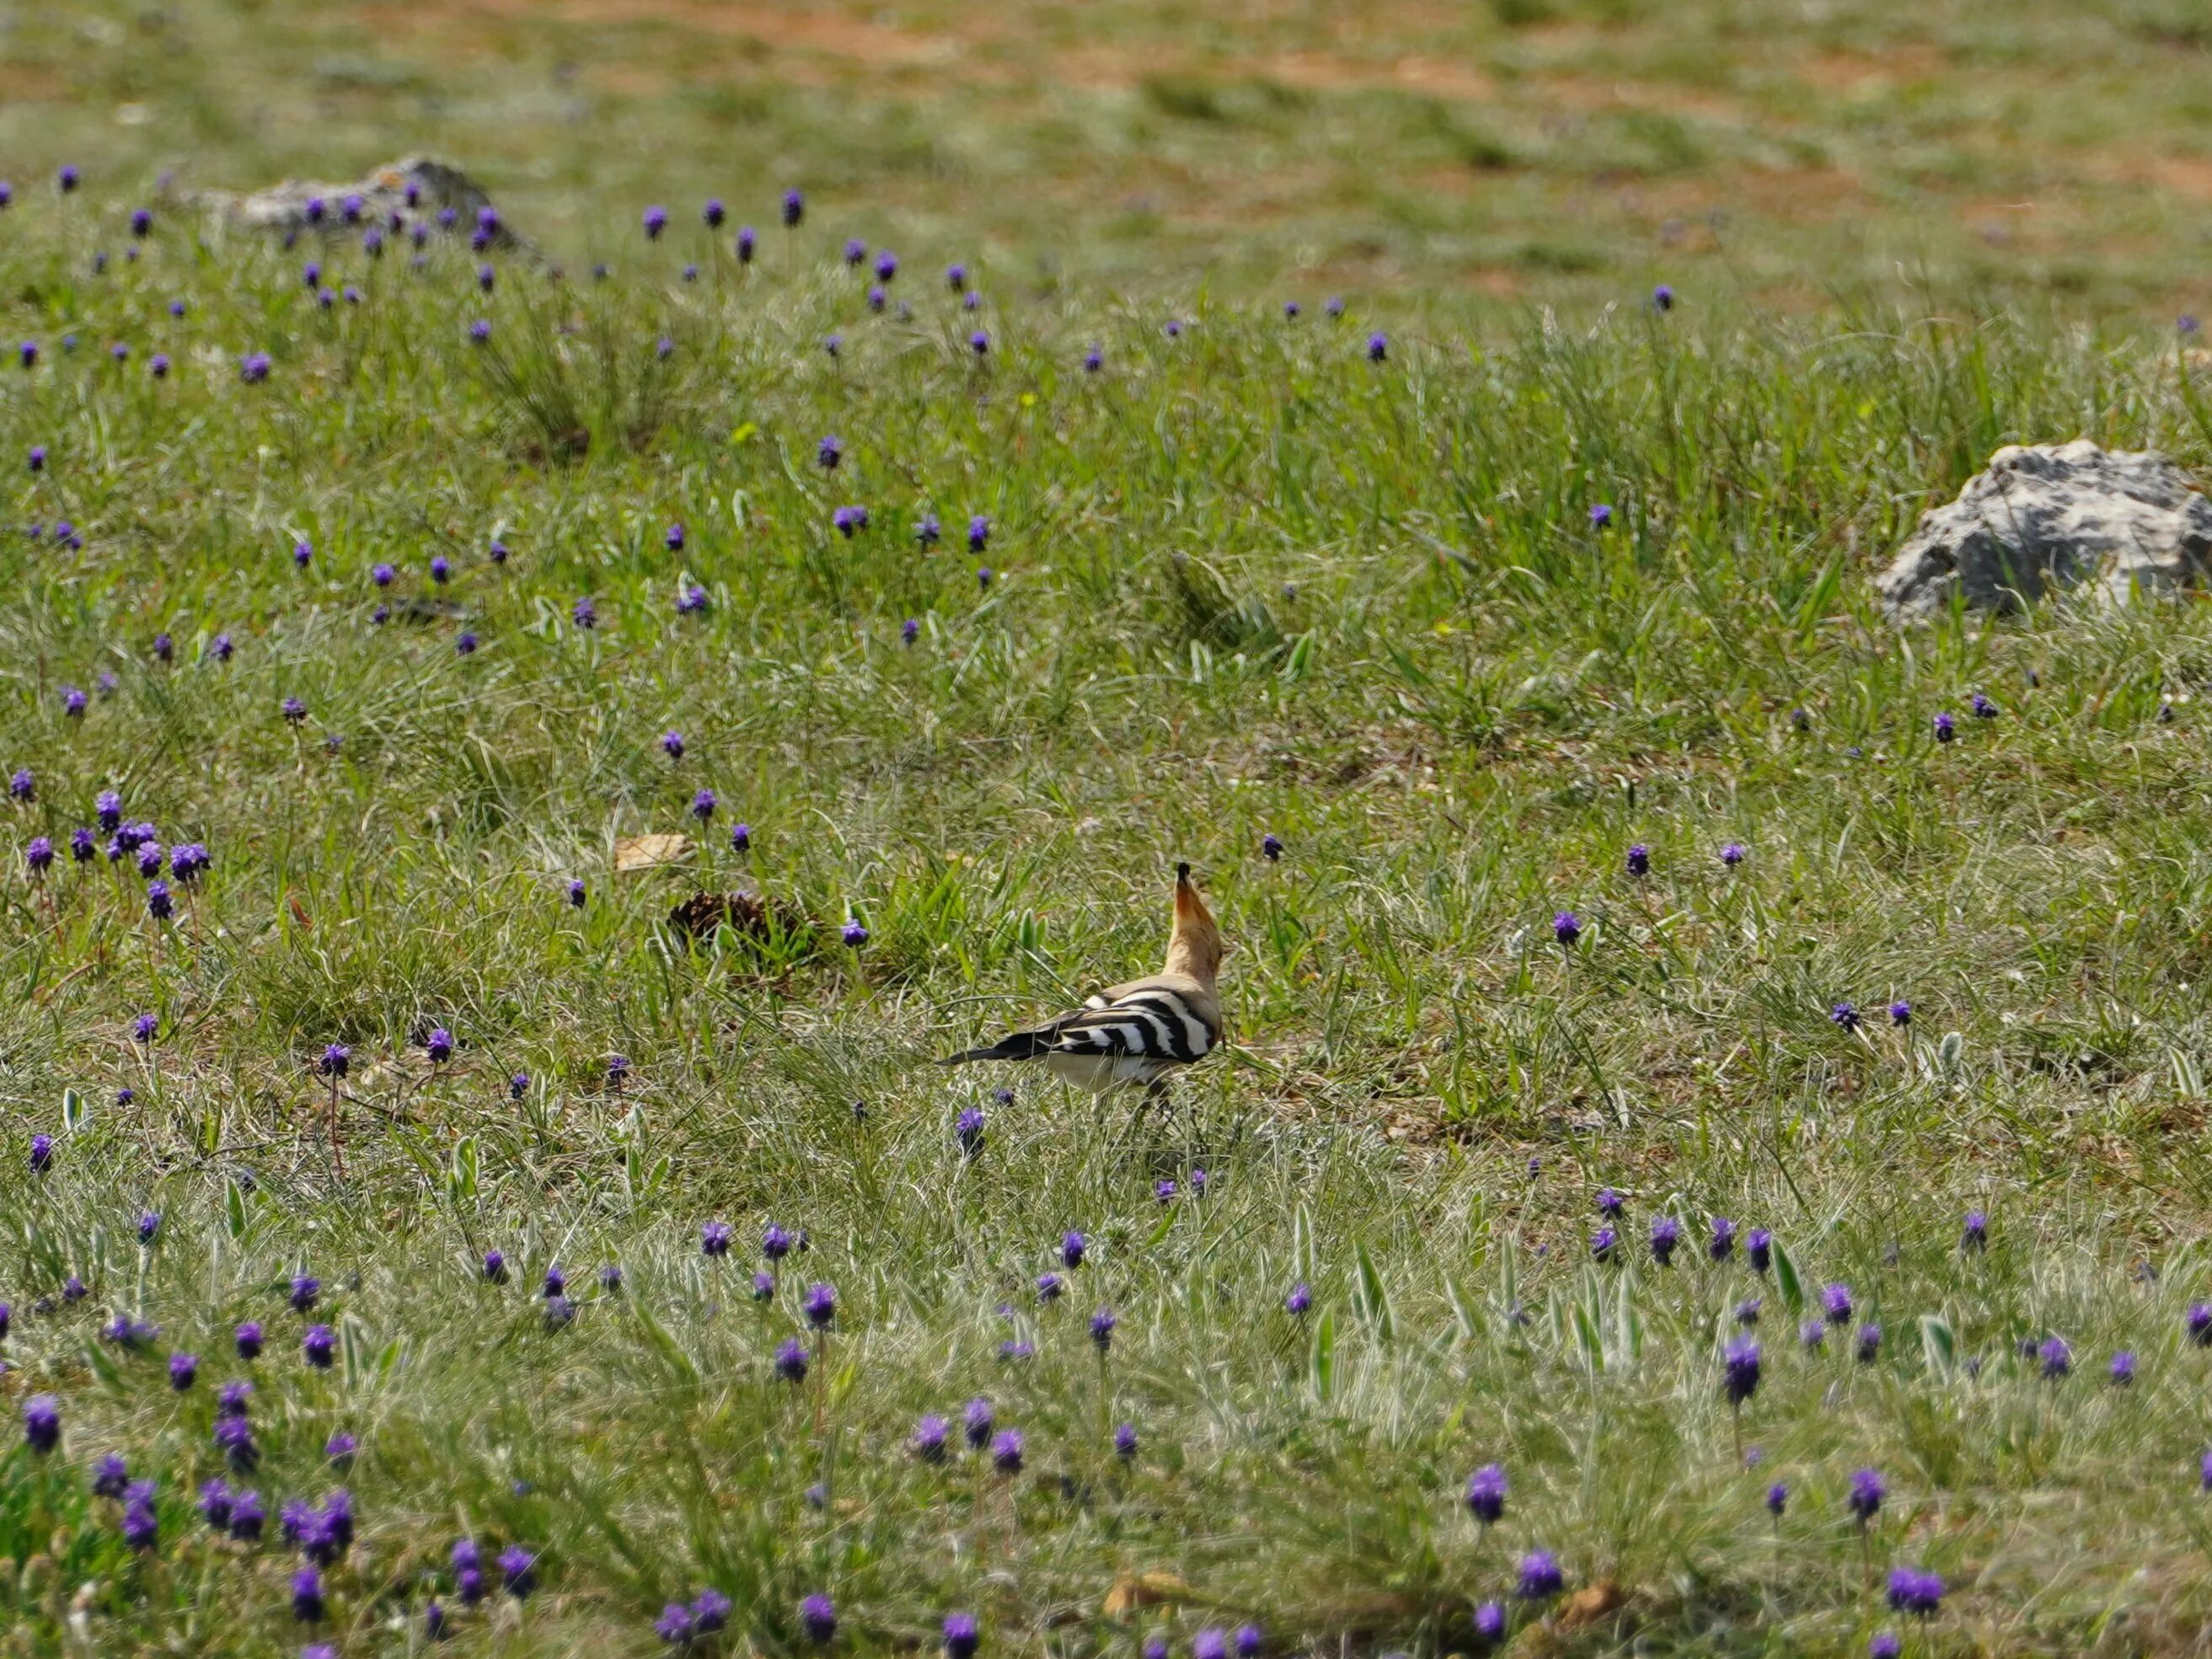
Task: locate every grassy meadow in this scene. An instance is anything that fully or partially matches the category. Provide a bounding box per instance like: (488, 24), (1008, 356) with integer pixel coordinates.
(6, 1), (2212, 1656)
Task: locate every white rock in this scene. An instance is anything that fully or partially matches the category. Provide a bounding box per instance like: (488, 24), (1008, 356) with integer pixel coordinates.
(1876, 439), (2212, 619)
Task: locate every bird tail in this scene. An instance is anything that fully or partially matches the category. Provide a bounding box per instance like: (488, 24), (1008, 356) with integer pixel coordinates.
(937, 1030), (1054, 1066)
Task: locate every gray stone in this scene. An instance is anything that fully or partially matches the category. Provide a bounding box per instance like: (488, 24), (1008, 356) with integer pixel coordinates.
(1876, 439), (2212, 619)
(182, 155), (525, 252)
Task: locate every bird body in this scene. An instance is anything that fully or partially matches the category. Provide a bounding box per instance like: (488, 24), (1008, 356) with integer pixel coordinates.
(940, 864), (1224, 1095)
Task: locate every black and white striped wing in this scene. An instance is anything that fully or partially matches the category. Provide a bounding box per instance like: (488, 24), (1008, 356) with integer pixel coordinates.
(1047, 984), (1217, 1067)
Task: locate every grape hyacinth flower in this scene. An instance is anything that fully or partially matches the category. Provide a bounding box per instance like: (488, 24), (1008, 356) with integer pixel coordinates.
(1062, 1230), (1088, 1268)
(1516, 1551), (1564, 1602)
(1766, 1481), (1787, 1517)
(573, 597), (597, 629)
(94, 1453), (131, 1498)
(737, 226), (758, 261)
(1116, 1421), (1139, 1458)
(292, 1568), (326, 1623)
(968, 516), (991, 553)
(1597, 1188), (1625, 1217)
(2039, 1336), (2071, 1379)
(1710, 1217), (1737, 1261)
(704, 197), (726, 227)
(483, 1250), (508, 1285)
(169, 1350), (198, 1390)
(305, 1325), (336, 1367)
(1285, 1282), (1312, 1315)
(775, 1338), (810, 1382)
(803, 1282), (837, 1328)
(702, 1220), (732, 1258)
(1856, 1323), (1883, 1364)
(644, 205), (668, 239)
(1553, 911), (1582, 947)
(569, 879), (586, 907)
(1824, 1283), (1853, 1325)
(236, 1321), (264, 1359)
(501, 1544), (538, 1597)
(25, 835), (52, 873)
(1090, 1307), (1117, 1350)
(991, 1427), (1025, 1474)
(1886, 1567), (1943, 1617)
(2110, 1350), (2136, 1385)
(964, 1397), (994, 1449)
(1653, 284), (1675, 311)
(1591, 1225), (1617, 1263)
(426, 1027), (453, 1063)
(1869, 1636), (1902, 1659)
(1720, 842), (1745, 867)
(970, 330), (990, 356)
(913, 1415), (950, 1463)
(1934, 711), (1955, 742)
(1747, 1228), (1772, 1273)
(1830, 1003), (1860, 1032)
(944, 1612), (979, 1659)
(1650, 1216), (1680, 1266)
(956, 1105), (985, 1156)
(1847, 1467), (1885, 1524)
(1799, 1319), (1825, 1351)
(1626, 842), (1650, 876)
(799, 1593), (836, 1644)
(1889, 1000), (1912, 1027)
(692, 788), (717, 821)
(1465, 1463), (1507, 1526)
(842, 918), (869, 947)
(1588, 503), (1613, 528)
(30, 1133), (54, 1174)
(1963, 1211), (1988, 1252)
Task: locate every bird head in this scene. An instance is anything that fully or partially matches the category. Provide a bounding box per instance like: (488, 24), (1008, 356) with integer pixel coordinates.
(1167, 861), (1224, 980)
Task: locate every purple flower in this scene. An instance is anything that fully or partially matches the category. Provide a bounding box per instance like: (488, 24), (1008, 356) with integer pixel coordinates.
(704, 197), (726, 227)
(844, 237), (867, 265)
(833, 505), (869, 538)
(659, 1604), (697, 1646)
(151, 351), (169, 377)
(1869, 1636), (1902, 1659)
(1625, 842), (1650, 876)
(964, 1397), (994, 1448)
(1720, 841), (1745, 867)
(1366, 331), (1388, 361)
(956, 1105), (985, 1155)
(483, 1250), (508, 1284)
(2038, 1335), (2070, 1379)
(1886, 1567), (1943, 1617)
(426, 1027), (453, 1063)
(842, 918), (869, 947)
(69, 827), (94, 862)
(991, 1428), (1025, 1473)
(1856, 1322), (1883, 1363)
(1195, 1632), (1228, 1659)
(1934, 711), (1955, 742)
(799, 1592), (836, 1644)
(802, 1282), (837, 1329)
(664, 521), (687, 552)
(945, 263), (968, 291)
(1474, 1602), (1505, 1645)
(240, 352), (271, 383)
(731, 821), (752, 853)
(1889, 999), (1912, 1026)
(2110, 1350), (2136, 1386)
(1799, 1319), (1825, 1351)
(943, 1612), (979, 1659)
(1709, 1217), (1737, 1261)
(228, 1489), (265, 1539)
(1285, 1282), (1311, 1315)
(196, 1478), (233, 1529)
(1084, 345), (1103, 372)
(1963, 1211), (1987, 1251)
(1650, 1215), (1680, 1265)
(1736, 1298), (1761, 1325)
(1516, 1550), (1564, 1601)
(169, 1350), (198, 1390)
(1061, 1230), (1088, 1268)
(216, 1416), (258, 1469)
(1590, 1225), (1616, 1263)
(573, 597), (597, 629)
(1115, 1421), (1138, 1458)
(1552, 911), (1581, 946)
(1588, 502), (1614, 529)
(500, 1544), (537, 1597)
(902, 618), (921, 645)
(94, 1453), (131, 1497)
(1652, 284), (1675, 311)
(775, 1337), (810, 1382)
(913, 1414), (950, 1462)
(736, 226), (757, 261)
(644, 205), (668, 239)
(763, 1223), (795, 1261)
(824, 333), (843, 357)
(146, 880), (173, 919)
(29, 1132), (53, 1174)
(1766, 1480), (1787, 1516)
(457, 631), (478, 655)
(1847, 1467), (1885, 1523)
(1823, 1283), (1853, 1325)
(62, 684), (88, 717)
(967, 516), (991, 553)
(568, 879), (586, 907)
(1831, 1003), (1860, 1032)
(678, 582), (710, 614)
(692, 788), (718, 821)
(1465, 1463), (1507, 1525)
(1036, 1272), (1063, 1303)
(326, 1431), (357, 1465)
(1090, 1307), (1117, 1349)
(292, 1567), (326, 1622)
(702, 1220), (732, 1257)
(1747, 1228), (1772, 1273)
(694, 1588), (732, 1633)
(236, 1321), (265, 1358)
(212, 632), (233, 661)
(660, 730), (685, 760)
(969, 330), (990, 356)
(24, 835), (52, 872)
(303, 1324), (335, 1367)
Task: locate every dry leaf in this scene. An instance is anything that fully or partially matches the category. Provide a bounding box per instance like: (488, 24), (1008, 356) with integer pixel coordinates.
(287, 892), (313, 933)
(1102, 1572), (1191, 1619)
(1556, 1580), (1625, 1631)
(614, 833), (693, 872)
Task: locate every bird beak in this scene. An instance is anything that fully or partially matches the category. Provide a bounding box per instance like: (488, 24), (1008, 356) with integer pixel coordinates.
(1173, 862), (1211, 926)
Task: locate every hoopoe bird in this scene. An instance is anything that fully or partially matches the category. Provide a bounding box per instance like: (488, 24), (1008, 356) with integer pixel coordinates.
(939, 863), (1225, 1098)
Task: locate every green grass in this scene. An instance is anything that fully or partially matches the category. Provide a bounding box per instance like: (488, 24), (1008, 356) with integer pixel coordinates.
(7, 28), (2212, 1656)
